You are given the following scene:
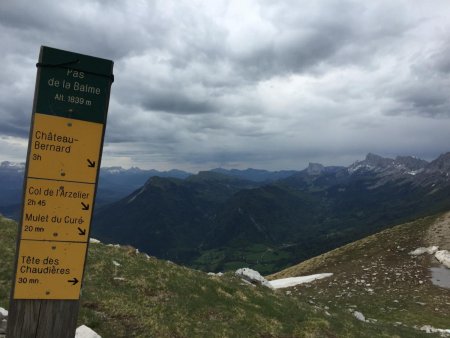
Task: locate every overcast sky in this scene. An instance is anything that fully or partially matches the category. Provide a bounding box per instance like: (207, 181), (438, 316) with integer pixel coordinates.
(1, 1), (449, 172)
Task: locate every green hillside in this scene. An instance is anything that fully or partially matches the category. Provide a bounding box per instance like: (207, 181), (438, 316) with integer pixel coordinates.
(0, 215), (442, 337)
(269, 213), (450, 332)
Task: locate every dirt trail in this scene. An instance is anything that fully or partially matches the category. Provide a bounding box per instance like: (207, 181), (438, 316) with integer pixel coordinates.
(426, 211), (450, 250)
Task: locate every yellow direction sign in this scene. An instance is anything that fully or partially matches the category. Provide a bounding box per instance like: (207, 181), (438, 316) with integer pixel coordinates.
(13, 240), (87, 299)
(10, 46), (113, 307)
(28, 113), (104, 183)
(21, 178), (95, 242)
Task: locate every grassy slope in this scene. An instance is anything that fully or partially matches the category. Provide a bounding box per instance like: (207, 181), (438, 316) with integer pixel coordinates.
(0, 215), (438, 337)
(269, 213), (450, 331)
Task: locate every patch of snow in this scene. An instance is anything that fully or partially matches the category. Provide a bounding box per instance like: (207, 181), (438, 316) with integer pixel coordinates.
(409, 246), (439, 256)
(89, 238), (101, 244)
(348, 164), (375, 174)
(348, 165), (361, 174)
(75, 325), (102, 338)
(0, 161), (25, 170)
(353, 311), (366, 322)
(0, 307), (7, 319)
(269, 273), (333, 289)
(435, 250), (450, 268)
(235, 268), (273, 289)
(102, 167), (126, 174)
(112, 260), (121, 267)
(207, 272), (224, 277)
(113, 277), (126, 281)
(419, 325), (450, 335)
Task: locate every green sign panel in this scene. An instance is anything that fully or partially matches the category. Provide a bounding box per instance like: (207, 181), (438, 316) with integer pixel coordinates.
(36, 46), (114, 123)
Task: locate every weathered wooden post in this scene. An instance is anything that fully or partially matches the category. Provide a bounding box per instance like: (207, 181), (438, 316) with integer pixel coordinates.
(7, 46), (113, 338)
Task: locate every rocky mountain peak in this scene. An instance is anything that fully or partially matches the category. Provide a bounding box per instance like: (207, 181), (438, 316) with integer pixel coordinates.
(348, 153), (430, 175)
(364, 153), (394, 168)
(427, 152), (450, 172)
(394, 156), (428, 171)
(348, 153), (392, 173)
(306, 163), (324, 175)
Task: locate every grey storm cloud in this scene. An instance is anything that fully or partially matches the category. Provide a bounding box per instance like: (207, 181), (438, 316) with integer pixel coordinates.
(400, 87), (450, 118)
(1, 0), (450, 170)
(139, 89), (216, 114)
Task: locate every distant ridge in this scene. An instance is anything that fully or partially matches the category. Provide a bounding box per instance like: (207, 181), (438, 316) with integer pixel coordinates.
(211, 168), (299, 182)
(93, 152), (450, 274)
(0, 164), (192, 219)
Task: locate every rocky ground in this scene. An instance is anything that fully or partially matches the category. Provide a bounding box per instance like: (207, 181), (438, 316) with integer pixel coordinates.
(269, 213), (450, 335)
(427, 212), (450, 251)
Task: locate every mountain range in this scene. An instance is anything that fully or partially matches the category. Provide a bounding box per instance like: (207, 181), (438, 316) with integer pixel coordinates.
(2, 153), (449, 274)
(92, 152), (450, 274)
(0, 162), (191, 219)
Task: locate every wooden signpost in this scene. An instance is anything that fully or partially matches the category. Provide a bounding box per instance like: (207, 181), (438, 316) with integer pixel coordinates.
(7, 46), (113, 338)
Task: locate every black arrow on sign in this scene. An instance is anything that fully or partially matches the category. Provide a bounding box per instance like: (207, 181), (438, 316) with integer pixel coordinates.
(81, 202), (90, 211)
(68, 278), (79, 286)
(87, 159), (96, 168)
(77, 227), (86, 236)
